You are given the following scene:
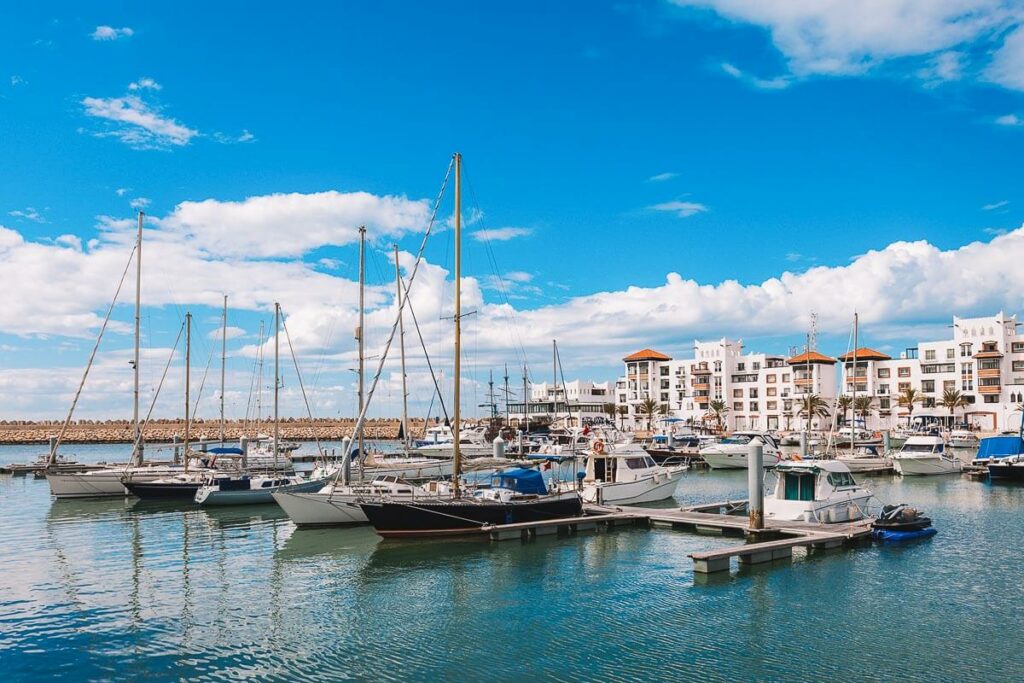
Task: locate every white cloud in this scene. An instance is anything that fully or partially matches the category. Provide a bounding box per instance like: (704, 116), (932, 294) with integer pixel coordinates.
(8, 207), (44, 223)
(470, 227), (533, 242)
(238, 130), (255, 143)
(116, 188), (129, 196)
(649, 200), (708, 218)
(917, 51), (966, 86)
(91, 26), (134, 41)
(995, 113), (1023, 126)
(648, 172), (678, 182)
(207, 325), (246, 341)
(83, 94), (198, 149)
(129, 197), (150, 209)
(212, 129), (257, 144)
(983, 200), (1010, 210)
(128, 78), (161, 91)
(10, 75), (25, 86)
(720, 61), (792, 90)
(317, 257), (344, 270)
(675, 1), (1021, 85)
(987, 25), (1024, 90)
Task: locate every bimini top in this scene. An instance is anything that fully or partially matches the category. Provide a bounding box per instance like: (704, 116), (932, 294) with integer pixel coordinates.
(494, 468), (547, 495)
(975, 435), (1024, 461)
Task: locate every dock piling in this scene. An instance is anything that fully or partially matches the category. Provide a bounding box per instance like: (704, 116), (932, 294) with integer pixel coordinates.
(748, 443), (764, 530)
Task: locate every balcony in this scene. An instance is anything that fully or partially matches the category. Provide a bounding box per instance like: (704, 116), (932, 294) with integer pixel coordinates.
(979, 384), (1002, 395)
(691, 365), (711, 375)
(978, 368), (1002, 378)
(692, 382), (710, 390)
(794, 377), (814, 385)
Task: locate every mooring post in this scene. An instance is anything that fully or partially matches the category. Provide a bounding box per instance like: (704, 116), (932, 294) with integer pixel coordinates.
(882, 430), (891, 453)
(172, 434), (182, 464)
(341, 436), (352, 485)
(240, 436), (249, 470)
(748, 442), (764, 530)
(799, 431), (807, 459)
(493, 434), (505, 459)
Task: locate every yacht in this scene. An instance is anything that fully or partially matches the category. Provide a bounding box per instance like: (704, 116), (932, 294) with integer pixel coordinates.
(194, 471), (328, 506)
(835, 445), (892, 473)
(273, 476), (446, 526)
(830, 427), (882, 447)
(948, 429), (979, 449)
(577, 439), (687, 505)
(765, 460), (873, 523)
(892, 434), (962, 476)
(699, 432), (783, 470)
(411, 425), (492, 459)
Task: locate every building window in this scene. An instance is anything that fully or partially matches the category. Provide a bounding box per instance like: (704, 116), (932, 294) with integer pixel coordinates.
(1013, 342), (1024, 353)
(714, 361), (722, 372)
(961, 343), (973, 357)
(925, 350), (936, 361)
(944, 380), (956, 392)
(921, 380), (935, 393)
(984, 395), (999, 404)
(980, 359), (1001, 371)
(737, 363), (745, 372)
(898, 382), (911, 392)
(963, 379), (974, 391)
(749, 389), (759, 398)
(879, 398), (890, 410)
(733, 402), (743, 411)
(877, 368), (890, 378)
(733, 388), (743, 398)
(660, 366), (669, 376)
(767, 387), (777, 397)
(1013, 360), (1024, 372)
(766, 374), (776, 383)
(878, 384), (889, 395)
(766, 401), (777, 410)
(749, 401), (759, 412)
(946, 348), (955, 359)
(898, 367), (911, 378)
(782, 374), (790, 383)
(752, 362), (761, 371)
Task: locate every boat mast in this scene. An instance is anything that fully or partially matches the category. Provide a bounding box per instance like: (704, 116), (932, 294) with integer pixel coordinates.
(453, 152), (462, 497)
(852, 312), (859, 454)
(132, 211), (143, 466)
(503, 364), (510, 427)
(220, 294), (227, 445)
(255, 320), (265, 432)
(274, 302), (280, 470)
(357, 226), (366, 465)
(553, 339), (558, 425)
(523, 365), (529, 434)
(183, 312), (191, 472)
(395, 243), (410, 452)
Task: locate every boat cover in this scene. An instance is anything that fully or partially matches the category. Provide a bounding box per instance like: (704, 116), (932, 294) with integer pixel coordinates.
(494, 468), (547, 495)
(974, 436), (1024, 462)
(208, 447), (244, 455)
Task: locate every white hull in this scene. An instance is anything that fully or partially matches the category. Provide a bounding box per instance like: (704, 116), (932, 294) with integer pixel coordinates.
(582, 468), (685, 505)
(835, 456), (892, 473)
(949, 440), (979, 449)
(766, 492), (872, 523)
(47, 467), (180, 499)
(701, 450), (782, 470)
(272, 490), (369, 525)
(196, 477), (327, 506)
(893, 455), (962, 476)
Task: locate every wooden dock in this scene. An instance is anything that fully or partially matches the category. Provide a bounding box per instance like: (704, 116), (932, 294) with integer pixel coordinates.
(477, 499), (874, 575)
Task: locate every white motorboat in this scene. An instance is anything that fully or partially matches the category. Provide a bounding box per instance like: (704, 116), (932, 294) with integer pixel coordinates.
(948, 429), (979, 449)
(273, 476), (447, 526)
(892, 435), (962, 476)
(576, 438), (686, 505)
(765, 460), (873, 523)
(411, 425), (492, 459)
(195, 472), (329, 506)
(836, 446), (892, 473)
(830, 426), (882, 447)
(48, 463), (186, 499)
(700, 432), (783, 470)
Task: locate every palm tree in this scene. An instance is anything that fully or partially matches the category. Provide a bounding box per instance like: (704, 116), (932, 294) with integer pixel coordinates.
(941, 389), (968, 425)
(708, 399), (729, 432)
(836, 395), (853, 426)
(616, 404), (628, 429)
(854, 395), (874, 427)
(898, 387), (923, 424)
(639, 398), (659, 432)
(796, 394), (830, 429)
(658, 403), (670, 417)
(602, 402), (617, 425)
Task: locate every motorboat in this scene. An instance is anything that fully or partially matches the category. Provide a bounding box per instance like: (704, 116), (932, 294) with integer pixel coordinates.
(973, 433), (1024, 466)
(948, 429), (979, 449)
(871, 504), (937, 542)
(414, 423), (455, 447)
(892, 434), (962, 476)
(699, 432), (783, 469)
(273, 476), (445, 526)
(835, 445), (893, 473)
(194, 472), (329, 506)
(576, 439), (686, 505)
(779, 431), (824, 448)
(411, 425), (492, 459)
(830, 427), (882, 447)
(359, 468), (582, 538)
(765, 460), (873, 523)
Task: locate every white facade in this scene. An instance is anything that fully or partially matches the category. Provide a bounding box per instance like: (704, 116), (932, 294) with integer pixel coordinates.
(507, 380), (613, 427)
(615, 341), (838, 432)
(839, 312), (1024, 431)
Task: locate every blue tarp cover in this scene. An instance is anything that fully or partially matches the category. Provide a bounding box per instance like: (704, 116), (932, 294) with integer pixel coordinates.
(974, 436), (1024, 461)
(494, 467), (547, 495)
(207, 447), (244, 455)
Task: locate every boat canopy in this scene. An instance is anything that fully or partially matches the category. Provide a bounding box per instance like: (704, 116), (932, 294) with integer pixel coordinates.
(494, 468), (547, 495)
(208, 447), (245, 455)
(975, 436), (1024, 461)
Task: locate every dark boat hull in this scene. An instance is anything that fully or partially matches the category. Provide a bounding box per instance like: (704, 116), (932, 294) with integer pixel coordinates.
(360, 495), (583, 538)
(124, 481), (202, 500)
(988, 463), (1024, 480)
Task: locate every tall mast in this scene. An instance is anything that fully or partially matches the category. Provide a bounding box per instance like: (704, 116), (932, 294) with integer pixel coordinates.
(553, 339), (558, 424)
(523, 365), (530, 434)
(132, 211), (143, 465)
(220, 294), (227, 444)
(274, 302), (280, 469)
(852, 312), (859, 453)
(395, 243), (410, 451)
(357, 226), (366, 464)
(503, 364), (510, 426)
(453, 152), (462, 497)
(255, 320), (265, 432)
(183, 312), (191, 472)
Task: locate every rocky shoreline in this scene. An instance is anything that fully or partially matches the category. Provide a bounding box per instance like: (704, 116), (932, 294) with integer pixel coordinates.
(0, 418), (426, 445)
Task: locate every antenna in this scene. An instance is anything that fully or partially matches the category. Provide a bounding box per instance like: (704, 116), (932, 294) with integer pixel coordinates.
(808, 312), (818, 352)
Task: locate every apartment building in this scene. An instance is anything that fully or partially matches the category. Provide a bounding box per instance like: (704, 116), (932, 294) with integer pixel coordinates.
(506, 380), (613, 428)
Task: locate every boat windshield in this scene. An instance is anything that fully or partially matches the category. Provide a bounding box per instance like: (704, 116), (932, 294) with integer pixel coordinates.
(827, 471), (857, 488)
(902, 444), (942, 453)
(624, 456), (657, 469)
(722, 435), (753, 445)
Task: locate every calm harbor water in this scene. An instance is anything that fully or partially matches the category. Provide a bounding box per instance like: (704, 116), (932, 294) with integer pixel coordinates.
(1, 442), (1022, 682)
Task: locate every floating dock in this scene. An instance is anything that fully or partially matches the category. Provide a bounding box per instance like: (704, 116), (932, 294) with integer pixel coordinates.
(479, 500), (873, 575)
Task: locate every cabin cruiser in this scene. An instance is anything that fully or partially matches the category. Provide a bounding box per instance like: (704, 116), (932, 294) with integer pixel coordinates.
(765, 460), (873, 523)
(699, 432), (783, 469)
(948, 429), (979, 449)
(411, 425), (492, 459)
(830, 427), (882, 447)
(575, 439), (686, 505)
(194, 471), (328, 506)
(779, 431), (824, 448)
(835, 445), (892, 473)
(892, 434), (962, 476)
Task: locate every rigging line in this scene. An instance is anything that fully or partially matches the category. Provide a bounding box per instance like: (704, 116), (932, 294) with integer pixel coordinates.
(346, 155), (453, 456)
(49, 241), (138, 463)
(187, 327), (217, 437)
(242, 321), (265, 433)
(281, 309), (327, 459)
(555, 342), (576, 432)
(400, 274), (449, 423)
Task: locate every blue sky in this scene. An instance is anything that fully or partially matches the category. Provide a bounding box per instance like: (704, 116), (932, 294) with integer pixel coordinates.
(2, 1), (1024, 420)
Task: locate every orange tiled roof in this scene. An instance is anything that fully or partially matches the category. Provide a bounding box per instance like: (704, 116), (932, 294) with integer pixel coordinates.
(623, 348), (672, 362)
(837, 347), (891, 361)
(786, 351), (837, 365)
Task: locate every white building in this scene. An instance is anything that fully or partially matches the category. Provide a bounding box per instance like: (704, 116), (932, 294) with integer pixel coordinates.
(839, 312), (1024, 431)
(615, 341), (838, 432)
(506, 380), (613, 428)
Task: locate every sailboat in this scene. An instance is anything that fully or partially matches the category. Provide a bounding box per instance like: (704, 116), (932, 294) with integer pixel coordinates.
(358, 153), (582, 538)
(48, 212), (188, 499)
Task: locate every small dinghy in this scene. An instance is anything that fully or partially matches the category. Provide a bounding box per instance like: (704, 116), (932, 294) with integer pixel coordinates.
(871, 504), (937, 543)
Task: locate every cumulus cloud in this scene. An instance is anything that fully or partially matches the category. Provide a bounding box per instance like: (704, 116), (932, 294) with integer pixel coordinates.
(128, 78), (161, 91)
(207, 325), (247, 341)
(129, 197), (150, 209)
(649, 201), (708, 217)
(83, 93), (198, 149)
(91, 26), (134, 41)
(470, 227), (533, 242)
(986, 25), (1024, 90)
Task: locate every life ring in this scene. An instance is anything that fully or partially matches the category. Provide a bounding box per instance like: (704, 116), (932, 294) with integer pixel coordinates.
(593, 440), (606, 455)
